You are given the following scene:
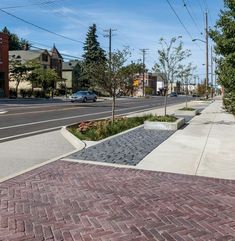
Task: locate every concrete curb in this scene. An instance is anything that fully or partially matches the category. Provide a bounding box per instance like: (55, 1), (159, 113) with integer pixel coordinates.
(144, 118), (185, 131)
(175, 109), (200, 116)
(60, 126), (86, 150)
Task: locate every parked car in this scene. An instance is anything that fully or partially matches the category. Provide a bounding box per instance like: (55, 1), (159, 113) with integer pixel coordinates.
(169, 92), (178, 97)
(69, 91), (97, 103)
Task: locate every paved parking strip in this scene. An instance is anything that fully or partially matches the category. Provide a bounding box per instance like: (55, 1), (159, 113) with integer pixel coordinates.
(0, 161), (235, 241)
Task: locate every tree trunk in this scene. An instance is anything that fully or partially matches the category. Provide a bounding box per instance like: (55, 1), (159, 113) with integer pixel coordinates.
(112, 94), (116, 123)
(164, 91), (168, 116)
(16, 82), (20, 98)
(112, 82), (116, 123)
(185, 79), (188, 108)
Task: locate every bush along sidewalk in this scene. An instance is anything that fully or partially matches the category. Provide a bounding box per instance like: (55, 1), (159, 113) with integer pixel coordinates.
(68, 114), (182, 141)
(69, 115), (153, 141)
(175, 107), (199, 116)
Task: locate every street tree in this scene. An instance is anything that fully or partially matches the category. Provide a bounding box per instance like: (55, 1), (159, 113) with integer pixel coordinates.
(9, 57), (29, 98)
(153, 36), (191, 115)
(209, 0), (235, 113)
(2, 27), (31, 50)
(94, 47), (131, 121)
(177, 63), (196, 108)
(118, 62), (143, 96)
(82, 24), (107, 89)
(25, 60), (41, 93)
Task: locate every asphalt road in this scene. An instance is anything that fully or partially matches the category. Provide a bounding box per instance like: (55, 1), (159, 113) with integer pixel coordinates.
(0, 96), (192, 142)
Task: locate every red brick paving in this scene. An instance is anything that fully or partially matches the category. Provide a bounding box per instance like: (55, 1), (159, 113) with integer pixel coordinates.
(0, 161), (235, 241)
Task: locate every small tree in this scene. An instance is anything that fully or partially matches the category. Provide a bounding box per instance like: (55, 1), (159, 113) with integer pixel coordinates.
(118, 62), (143, 96)
(2, 27), (31, 50)
(177, 63), (195, 108)
(9, 57), (29, 98)
(25, 60), (41, 93)
(34, 68), (61, 98)
(93, 47), (131, 121)
(153, 36), (191, 115)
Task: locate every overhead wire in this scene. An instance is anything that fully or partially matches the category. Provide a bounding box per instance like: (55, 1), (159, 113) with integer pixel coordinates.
(165, 0), (203, 51)
(182, 0), (203, 36)
(0, 0), (62, 9)
(0, 8), (84, 44)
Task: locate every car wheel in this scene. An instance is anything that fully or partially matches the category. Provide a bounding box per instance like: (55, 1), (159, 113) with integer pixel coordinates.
(93, 97), (97, 102)
(83, 97), (87, 103)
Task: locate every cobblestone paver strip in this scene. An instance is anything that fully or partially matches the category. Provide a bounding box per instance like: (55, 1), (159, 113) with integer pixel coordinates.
(1, 161), (235, 240)
(69, 127), (174, 165)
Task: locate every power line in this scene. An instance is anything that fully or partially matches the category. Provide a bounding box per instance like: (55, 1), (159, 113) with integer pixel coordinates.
(165, 0), (203, 51)
(166, 0), (194, 39)
(182, 0), (203, 35)
(0, 0), (60, 9)
(0, 9), (84, 44)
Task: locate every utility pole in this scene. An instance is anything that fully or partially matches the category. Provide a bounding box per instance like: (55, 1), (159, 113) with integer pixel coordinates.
(104, 28), (117, 122)
(211, 46), (214, 98)
(139, 49), (148, 96)
(205, 11), (209, 99)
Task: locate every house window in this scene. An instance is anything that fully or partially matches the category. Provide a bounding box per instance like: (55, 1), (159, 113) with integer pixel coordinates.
(42, 54), (48, 62)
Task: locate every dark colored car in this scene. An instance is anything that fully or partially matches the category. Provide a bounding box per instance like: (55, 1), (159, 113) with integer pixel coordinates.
(69, 91), (97, 103)
(170, 92), (178, 97)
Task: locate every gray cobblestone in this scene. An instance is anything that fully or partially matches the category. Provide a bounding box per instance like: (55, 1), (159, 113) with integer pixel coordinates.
(69, 127), (174, 165)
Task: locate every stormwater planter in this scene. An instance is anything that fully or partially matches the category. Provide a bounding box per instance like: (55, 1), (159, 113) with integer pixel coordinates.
(174, 109), (199, 116)
(144, 118), (185, 131)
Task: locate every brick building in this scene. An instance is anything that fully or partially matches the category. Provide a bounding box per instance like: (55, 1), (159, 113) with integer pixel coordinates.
(0, 32), (9, 97)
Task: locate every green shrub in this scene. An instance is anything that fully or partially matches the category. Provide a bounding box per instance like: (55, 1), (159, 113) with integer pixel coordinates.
(146, 115), (177, 122)
(69, 115), (153, 141)
(223, 91), (235, 114)
(179, 107), (195, 111)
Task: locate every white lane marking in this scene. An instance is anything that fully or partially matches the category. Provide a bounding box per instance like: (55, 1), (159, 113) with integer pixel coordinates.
(0, 104), (151, 130)
(0, 105), (159, 142)
(1, 106), (85, 117)
(0, 110), (8, 114)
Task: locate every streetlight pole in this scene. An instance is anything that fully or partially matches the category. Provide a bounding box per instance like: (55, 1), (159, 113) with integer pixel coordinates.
(140, 49), (149, 97)
(192, 11), (209, 99)
(205, 11), (209, 99)
(211, 45), (214, 98)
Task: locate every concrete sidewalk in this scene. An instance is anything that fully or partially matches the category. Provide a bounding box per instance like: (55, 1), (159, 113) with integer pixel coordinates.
(0, 130), (76, 181)
(137, 98), (235, 180)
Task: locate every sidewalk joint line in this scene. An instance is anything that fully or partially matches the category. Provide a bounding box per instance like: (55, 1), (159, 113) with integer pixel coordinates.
(195, 111), (217, 176)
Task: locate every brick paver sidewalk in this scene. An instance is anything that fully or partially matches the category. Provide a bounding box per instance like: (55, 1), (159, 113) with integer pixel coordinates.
(1, 161), (235, 241)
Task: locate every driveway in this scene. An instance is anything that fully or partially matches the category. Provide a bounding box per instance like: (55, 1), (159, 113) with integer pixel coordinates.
(0, 160), (235, 241)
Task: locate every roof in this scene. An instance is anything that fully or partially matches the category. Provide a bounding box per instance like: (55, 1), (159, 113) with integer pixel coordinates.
(9, 50), (49, 62)
(62, 60), (79, 71)
(51, 44), (63, 59)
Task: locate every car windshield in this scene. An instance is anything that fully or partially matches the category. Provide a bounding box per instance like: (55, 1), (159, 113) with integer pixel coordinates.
(74, 91), (87, 96)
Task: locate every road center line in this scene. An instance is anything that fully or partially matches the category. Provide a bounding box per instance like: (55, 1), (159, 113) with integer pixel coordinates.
(0, 104), (151, 130)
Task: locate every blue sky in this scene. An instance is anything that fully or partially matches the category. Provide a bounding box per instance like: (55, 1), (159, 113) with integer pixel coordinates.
(0, 0), (224, 81)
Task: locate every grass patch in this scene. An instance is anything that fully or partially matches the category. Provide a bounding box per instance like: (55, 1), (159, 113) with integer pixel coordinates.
(69, 115), (154, 141)
(179, 107), (195, 111)
(146, 115), (177, 122)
